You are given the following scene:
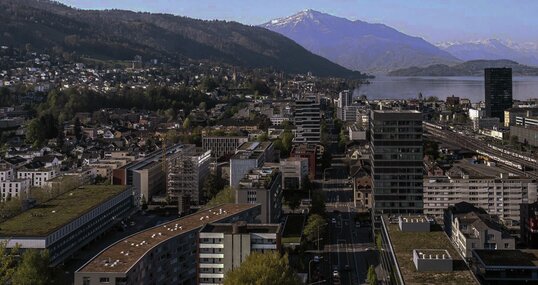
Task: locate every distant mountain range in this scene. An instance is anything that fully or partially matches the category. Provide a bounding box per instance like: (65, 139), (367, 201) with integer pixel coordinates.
(261, 10), (460, 74)
(388, 59), (538, 76)
(438, 39), (538, 67)
(0, 0), (361, 78)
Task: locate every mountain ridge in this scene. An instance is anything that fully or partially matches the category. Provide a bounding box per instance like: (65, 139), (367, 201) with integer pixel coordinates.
(261, 9), (460, 74)
(388, 59), (538, 76)
(438, 39), (538, 67)
(0, 0), (362, 78)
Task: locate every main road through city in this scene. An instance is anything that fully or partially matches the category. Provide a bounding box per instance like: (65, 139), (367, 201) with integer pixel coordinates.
(312, 155), (377, 285)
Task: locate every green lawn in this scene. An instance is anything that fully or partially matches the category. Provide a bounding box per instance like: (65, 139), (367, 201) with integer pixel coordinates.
(0, 185), (127, 237)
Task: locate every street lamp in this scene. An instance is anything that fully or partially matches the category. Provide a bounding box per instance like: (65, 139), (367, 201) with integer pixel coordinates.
(308, 256), (323, 283)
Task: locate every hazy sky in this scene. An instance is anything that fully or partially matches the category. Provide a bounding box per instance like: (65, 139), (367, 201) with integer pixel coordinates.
(58, 0), (537, 44)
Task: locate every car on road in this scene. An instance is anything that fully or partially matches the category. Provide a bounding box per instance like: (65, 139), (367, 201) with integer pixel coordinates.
(344, 264), (350, 271)
(332, 270), (340, 277)
(331, 218), (337, 224)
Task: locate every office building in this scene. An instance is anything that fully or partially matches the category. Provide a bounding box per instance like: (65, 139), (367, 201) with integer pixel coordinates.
(444, 202), (515, 259)
(378, 215), (477, 285)
(202, 136), (249, 158)
(167, 145), (211, 206)
(198, 221), (281, 285)
(485, 68), (513, 122)
(236, 167), (282, 223)
(424, 160), (538, 229)
(293, 97), (321, 144)
(75, 204), (261, 285)
(370, 110), (423, 214)
(229, 142), (274, 189)
(0, 185), (133, 266)
(279, 157), (309, 190)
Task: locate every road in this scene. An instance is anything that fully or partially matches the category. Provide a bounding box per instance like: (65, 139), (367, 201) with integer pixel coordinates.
(314, 157), (376, 285)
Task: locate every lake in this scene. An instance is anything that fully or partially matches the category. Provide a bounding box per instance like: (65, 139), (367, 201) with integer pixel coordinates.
(356, 76), (538, 102)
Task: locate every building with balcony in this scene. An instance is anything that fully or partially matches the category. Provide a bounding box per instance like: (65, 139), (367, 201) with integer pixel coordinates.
(444, 202), (515, 259)
(75, 204), (261, 285)
(424, 160), (538, 229)
(198, 221), (281, 285)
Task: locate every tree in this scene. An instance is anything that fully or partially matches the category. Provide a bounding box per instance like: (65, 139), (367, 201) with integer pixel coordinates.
(204, 187), (235, 209)
(310, 190), (326, 216)
(375, 233), (382, 249)
(74, 117), (82, 141)
(202, 173), (224, 201)
(285, 192), (301, 213)
(11, 249), (51, 285)
(367, 265), (378, 285)
(257, 132), (269, 142)
(223, 252), (300, 285)
(0, 242), (18, 284)
(183, 117), (192, 129)
(303, 214), (327, 244)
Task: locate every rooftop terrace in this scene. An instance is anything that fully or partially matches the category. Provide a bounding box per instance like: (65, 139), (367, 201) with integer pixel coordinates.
(384, 216), (478, 285)
(78, 203), (258, 273)
(0, 185), (127, 237)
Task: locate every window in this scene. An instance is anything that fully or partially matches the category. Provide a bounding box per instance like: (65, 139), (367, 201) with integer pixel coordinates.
(82, 277), (91, 285)
(504, 243), (510, 249)
(99, 277), (110, 283)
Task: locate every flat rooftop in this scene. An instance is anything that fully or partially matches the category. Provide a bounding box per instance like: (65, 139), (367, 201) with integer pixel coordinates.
(474, 249), (538, 267)
(383, 216), (478, 285)
(0, 185), (127, 237)
(201, 223), (280, 234)
(77, 203), (258, 273)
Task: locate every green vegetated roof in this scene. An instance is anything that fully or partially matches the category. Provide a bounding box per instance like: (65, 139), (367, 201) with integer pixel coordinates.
(0, 185), (127, 237)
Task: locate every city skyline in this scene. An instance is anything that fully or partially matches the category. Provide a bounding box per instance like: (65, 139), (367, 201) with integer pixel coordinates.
(58, 0), (538, 44)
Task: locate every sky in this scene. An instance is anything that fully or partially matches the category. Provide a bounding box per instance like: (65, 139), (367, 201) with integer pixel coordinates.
(58, 0), (538, 44)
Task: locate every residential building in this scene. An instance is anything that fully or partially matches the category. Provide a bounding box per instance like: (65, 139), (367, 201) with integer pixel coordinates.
(444, 202), (515, 259)
(378, 215), (478, 285)
(370, 110), (423, 214)
(424, 160), (538, 229)
(229, 142), (274, 189)
(290, 144), (316, 180)
(293, 97), (321, 144)
(485, 68), (513, 122)
(75, 204), (261, 285)
(0, 179), (30, 201)
(202, 136), (248, 158)
(236, 167), (282, 223)
(280, 157), (308, 190)
(17, 167), (57, 187)
(0, 185), (134, 266)
(354, 176), (372, 210)
(198, 221), (281, 285)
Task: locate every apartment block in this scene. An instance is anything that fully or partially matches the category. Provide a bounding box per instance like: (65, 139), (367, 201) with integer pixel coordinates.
(444, 202), (515, 259)
(198, 221), (281, 285)
(424, 160), (538, 229)
(75, 204), (261, 285)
